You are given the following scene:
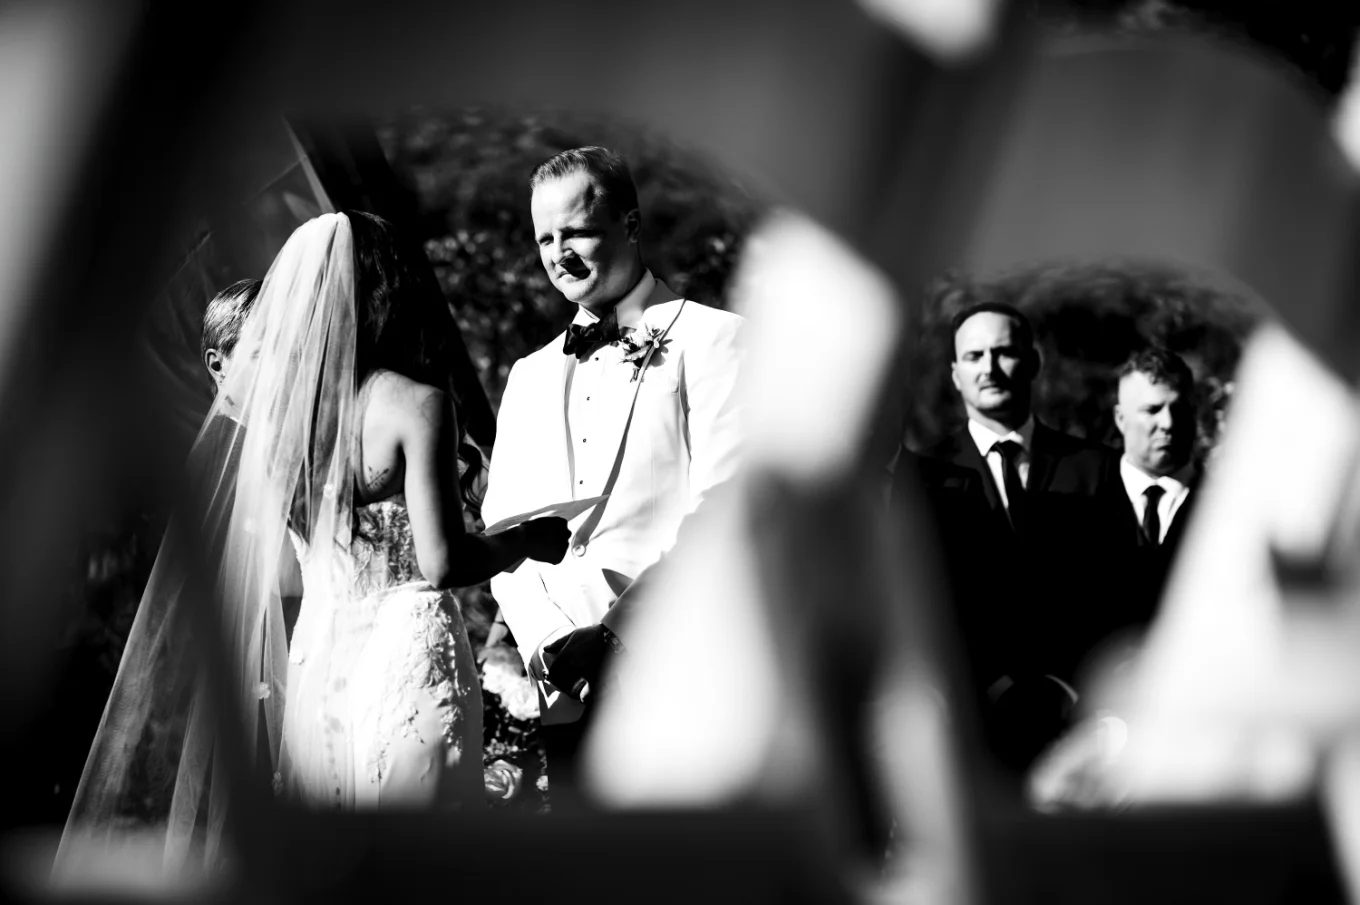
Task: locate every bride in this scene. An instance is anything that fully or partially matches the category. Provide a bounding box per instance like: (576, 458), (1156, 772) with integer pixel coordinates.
(56, 211), (568, 879)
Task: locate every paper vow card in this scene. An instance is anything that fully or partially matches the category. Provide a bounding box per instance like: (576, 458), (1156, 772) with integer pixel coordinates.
(482, 495), (609, 536)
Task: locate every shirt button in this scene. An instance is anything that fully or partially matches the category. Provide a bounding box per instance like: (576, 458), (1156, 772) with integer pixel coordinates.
(572, 544), (586, 557)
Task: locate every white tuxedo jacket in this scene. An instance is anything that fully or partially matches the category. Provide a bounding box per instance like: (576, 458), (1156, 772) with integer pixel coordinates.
(482, 277), (744, 723)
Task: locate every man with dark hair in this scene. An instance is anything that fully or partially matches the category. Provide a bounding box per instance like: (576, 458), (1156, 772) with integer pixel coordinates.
(483, 146), (744, 806)
(1105, 347), (1201, 629)
(895, 301), (1120, 778)
(201, 278), (262, 393)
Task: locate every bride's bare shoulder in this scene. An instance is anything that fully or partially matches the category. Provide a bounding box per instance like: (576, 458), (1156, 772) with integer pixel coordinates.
(357, 372), (452, 502)
(364, 370), (452, 433)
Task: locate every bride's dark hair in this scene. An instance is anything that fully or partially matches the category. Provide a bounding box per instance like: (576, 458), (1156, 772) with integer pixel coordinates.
(290, 210), (484, 542)
(346, 209), (485, 518)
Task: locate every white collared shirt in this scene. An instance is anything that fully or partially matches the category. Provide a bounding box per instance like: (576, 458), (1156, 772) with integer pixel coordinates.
(1120, 457), (1194, 543)
(967, 416), (1035, 511)
(565, 269), (657, 498)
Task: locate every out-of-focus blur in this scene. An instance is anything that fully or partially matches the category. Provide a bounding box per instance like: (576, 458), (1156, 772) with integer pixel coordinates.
(3, 2), (1360, 904)
(859, 0), (1001, 61)
(0, 0), (138, 759)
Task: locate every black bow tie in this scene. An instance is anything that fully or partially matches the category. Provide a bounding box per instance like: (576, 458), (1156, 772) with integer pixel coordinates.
(563, 319), (622, 357)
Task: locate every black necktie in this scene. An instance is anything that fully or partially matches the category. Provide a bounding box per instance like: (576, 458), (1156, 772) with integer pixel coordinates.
(1142, 484), (1165, 545)
(995, 439), (1026, 529)
(562, 319), (621, 358)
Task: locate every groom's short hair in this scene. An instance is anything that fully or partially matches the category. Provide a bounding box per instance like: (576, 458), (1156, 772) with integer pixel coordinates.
(201, 278), (262, 358)
(530, 146), (639, 221)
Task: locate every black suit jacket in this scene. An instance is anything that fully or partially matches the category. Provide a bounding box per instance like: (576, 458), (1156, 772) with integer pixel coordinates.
(898, 422), (1123, 693)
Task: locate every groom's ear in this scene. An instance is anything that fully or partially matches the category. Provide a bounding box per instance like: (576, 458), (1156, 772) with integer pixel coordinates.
(623, 208), (641, 243)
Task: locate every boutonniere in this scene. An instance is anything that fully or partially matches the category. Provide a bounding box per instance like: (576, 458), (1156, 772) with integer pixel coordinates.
(618, 323), (671, 382)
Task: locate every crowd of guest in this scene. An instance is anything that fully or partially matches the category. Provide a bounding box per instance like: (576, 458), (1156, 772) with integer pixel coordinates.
(892, 301), (1205, 785)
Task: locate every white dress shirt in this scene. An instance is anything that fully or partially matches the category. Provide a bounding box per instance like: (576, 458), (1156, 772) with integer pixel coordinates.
(967, 416), (1035, 511)
(564, 270), (656, 491)
(1119, 457), (1194, 544)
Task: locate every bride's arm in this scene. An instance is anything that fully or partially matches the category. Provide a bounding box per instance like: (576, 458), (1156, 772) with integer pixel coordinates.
(403, 385), (563, 588)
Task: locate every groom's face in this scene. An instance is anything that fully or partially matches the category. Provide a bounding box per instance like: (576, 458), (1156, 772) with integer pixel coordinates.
(532, 171), (640, 310)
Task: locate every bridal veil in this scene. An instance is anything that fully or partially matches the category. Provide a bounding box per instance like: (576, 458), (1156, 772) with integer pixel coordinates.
(55, 213), (363, 881)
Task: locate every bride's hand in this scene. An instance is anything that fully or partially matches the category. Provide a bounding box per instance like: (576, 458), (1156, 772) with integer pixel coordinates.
(520, 517), (570, 564)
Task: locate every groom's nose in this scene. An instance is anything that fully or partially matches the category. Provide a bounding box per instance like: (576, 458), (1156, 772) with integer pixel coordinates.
(546, 236), (569, 264)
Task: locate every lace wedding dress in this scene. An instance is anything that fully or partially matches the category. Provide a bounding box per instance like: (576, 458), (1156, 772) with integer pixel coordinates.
(280, 497), (484, 809)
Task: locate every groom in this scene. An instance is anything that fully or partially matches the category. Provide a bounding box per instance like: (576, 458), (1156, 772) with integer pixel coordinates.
(482, 147), (744, 802)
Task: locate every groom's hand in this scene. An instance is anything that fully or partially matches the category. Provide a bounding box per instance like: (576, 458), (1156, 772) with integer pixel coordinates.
(541, 624), (624, 702)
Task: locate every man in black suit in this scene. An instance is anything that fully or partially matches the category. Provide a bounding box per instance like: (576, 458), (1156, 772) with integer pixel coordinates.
(1102, 347), (1201, 637)
(1025, 350), (1206, 811)
(895, 302), (1120, 775)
